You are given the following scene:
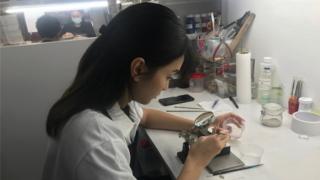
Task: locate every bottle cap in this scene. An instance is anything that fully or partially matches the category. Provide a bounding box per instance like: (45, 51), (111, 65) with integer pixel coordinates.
(263, 57), (272, 63)
(299, 97), (313, 103)
(191, 73), (206, 79)
(263, 103), (283, 115)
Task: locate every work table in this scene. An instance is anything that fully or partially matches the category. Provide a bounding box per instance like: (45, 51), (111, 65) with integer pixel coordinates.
(144, 88), (320, 180)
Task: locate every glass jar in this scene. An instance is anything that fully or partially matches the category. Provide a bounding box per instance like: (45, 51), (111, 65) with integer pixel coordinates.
(189, 73), (205, 92)
(204, 73), (217, 93)
(260, 103), (283, 127)
(215, 78), (228, 98)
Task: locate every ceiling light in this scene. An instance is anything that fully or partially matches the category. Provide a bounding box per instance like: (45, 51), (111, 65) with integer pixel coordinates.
(6, 1), (109, 13)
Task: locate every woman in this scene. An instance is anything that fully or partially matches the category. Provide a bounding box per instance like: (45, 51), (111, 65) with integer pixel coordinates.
(43, 3), (244, 180)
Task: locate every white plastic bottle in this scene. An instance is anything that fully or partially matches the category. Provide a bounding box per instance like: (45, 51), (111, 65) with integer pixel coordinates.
(257, 57), (273, 104)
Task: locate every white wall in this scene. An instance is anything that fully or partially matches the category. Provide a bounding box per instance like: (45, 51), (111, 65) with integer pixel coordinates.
(0, 38), (95, 180)
(222, 0), (320, 111)
(24, 11), (45, 32)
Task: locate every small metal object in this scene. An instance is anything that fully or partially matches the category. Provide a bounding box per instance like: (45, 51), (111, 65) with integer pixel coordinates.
(212, 37), (233, 62)
(298, 134), (309, 140)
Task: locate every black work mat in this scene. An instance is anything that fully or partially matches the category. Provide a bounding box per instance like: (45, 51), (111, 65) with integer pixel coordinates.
(207, 152), (245, 175)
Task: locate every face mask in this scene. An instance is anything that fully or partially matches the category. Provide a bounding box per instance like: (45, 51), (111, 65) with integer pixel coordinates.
(72, 17), (82, 25)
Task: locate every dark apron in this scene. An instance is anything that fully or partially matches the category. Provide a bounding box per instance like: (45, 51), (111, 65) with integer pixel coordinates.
(128, 126), (140, 178)
(122, 106), (141, 178)
(106, 106), (171, 180)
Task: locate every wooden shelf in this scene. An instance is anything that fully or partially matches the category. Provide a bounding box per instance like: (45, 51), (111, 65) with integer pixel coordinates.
(229, 13), (256, 53)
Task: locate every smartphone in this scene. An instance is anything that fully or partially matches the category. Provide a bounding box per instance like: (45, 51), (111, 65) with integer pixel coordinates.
(158, 94), (194, 106)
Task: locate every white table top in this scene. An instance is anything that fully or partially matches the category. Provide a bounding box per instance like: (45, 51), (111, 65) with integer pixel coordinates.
(144, 88), (320, 180)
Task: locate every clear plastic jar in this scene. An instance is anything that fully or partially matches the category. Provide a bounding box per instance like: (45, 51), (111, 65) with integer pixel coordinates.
(260, 103), (283, 127)
(189, 73), (205, 92)
(222, 120), (245, 140)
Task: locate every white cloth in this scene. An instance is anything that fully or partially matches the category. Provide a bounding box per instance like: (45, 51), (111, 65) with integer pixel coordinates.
(42, 101), (143, 180)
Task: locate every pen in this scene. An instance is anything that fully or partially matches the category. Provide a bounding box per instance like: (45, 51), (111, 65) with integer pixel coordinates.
(212, 164), (263, 175)
(228, 96), (239, 109)
(211, 99), (219, 109)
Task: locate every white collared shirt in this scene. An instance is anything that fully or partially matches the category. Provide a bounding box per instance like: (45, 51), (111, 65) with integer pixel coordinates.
(42, 101), (143, 180)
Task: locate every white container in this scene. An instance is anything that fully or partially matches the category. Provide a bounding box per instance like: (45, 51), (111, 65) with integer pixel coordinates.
(239, 143), (264, 166)
(291, 111), (320, 136)
(236, 51), (252, 103)
(298, 97), (313, 112)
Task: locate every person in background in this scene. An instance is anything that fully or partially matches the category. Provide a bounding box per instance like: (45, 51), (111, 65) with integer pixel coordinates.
(61, 10), (96, 38)
(36, 15), (61, 42)
(42, 3), (244, 180)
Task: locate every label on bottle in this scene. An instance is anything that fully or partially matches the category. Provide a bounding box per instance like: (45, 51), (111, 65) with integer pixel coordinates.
(258, 80), (272, 90)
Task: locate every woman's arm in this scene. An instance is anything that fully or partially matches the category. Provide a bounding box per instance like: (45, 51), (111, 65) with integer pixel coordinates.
(140, 108), (245, 131)
(177, 158), (203, 180)
(140, 108), (193, 131)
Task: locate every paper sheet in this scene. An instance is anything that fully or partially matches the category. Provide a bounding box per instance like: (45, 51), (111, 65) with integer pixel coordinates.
(198, 100), (234, 115)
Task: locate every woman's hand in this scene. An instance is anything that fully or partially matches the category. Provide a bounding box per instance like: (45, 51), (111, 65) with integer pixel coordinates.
(211, 112), (245, 129)
(177, 134), (229, 180)
(186, 133), (230, 169)
(177, 115), (232, 180)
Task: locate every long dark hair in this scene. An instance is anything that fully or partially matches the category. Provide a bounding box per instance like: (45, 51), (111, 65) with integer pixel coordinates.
(46, 3), (188, 138)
